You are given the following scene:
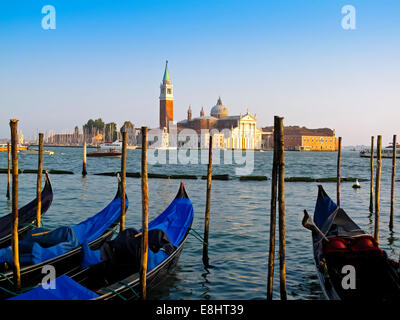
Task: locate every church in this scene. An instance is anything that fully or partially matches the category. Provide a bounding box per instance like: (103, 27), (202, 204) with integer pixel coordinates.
(158, 61), (262, 149)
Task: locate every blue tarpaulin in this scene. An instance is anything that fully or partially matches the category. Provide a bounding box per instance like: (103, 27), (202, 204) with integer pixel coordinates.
(136, 196), (193, 271)
(0, 196), (126, 266)
(9, 275), (99, 300)
(80, 197), (193, 272)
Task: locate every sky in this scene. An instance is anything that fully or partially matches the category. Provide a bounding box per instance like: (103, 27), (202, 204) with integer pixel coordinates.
(0, 0), (399, 145)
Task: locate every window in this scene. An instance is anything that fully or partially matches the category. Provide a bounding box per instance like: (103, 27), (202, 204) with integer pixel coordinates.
(167, 88), (172, 94)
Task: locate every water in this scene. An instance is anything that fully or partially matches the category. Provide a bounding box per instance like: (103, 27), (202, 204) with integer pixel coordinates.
(0, 148), (399, 300)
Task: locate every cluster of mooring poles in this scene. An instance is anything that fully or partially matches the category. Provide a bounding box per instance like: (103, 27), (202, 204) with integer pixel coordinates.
(8, 120), (46, 290)
(337, 133), (398, 243)
(5, 119), (131, 295)
(367, 135), (397, 244)
(7, 120), (45, 290)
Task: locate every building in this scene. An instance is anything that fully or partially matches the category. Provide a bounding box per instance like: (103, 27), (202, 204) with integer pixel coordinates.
(262, 126), (338, 151)
(17, 130), (24, 145)
(47, 128), (83, 145)
(177, 98), (262, 149)
(155, 61), (262, 149)
(159, 61), (174, 131)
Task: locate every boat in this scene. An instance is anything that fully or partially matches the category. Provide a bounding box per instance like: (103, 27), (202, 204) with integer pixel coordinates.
(360, 143), (400, 158)
(10, 182), (193, 300)
(0, 144), (28, 152)
(99, 140), (122, 151)
(352, 179), (361, 189)
(19, 148), (54, 155)
(302, 185), (400, 301)
(0, 172), (53, 248)
(0, 176), (128, 299)
(87, 148), (121, 158)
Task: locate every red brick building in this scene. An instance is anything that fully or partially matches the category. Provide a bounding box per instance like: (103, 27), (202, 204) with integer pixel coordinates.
(262, 126), (338, 151)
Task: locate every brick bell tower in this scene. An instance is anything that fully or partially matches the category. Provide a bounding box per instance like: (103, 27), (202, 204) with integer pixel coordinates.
(159, 60), (174, 131)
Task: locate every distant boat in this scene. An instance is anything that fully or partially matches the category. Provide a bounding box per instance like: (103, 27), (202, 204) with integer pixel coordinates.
(151, 146), (177, 150)
(352, 179), (361, 189)
(0, 144), (28, 152)
(99, 140), (122, 151)
(87, 148), (121, 158)
(20, 148), (54, 155)
(360, 143), (400, 158)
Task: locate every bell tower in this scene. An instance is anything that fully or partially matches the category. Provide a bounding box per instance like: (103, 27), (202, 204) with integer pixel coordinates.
(159, 60), (174, 131)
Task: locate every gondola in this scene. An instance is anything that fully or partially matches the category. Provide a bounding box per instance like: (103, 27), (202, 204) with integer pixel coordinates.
(10, 182), (193, 300)
(303, 185), (400, 301)
(0, 171), (53, 249)
(0, 176), (128, 299)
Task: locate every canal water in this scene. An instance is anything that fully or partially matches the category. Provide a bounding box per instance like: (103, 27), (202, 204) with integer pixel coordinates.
(0, 148), (399, 300)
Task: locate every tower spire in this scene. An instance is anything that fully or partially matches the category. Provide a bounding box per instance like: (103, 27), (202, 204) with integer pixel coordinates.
(163, 60), (170, 83)
(187, 105), (192, 121)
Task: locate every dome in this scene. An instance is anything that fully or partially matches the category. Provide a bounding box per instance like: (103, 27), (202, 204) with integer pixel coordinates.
(210, 97), (228, 118)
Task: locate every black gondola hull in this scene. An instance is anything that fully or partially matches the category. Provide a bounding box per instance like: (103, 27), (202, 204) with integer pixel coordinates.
(310, 185), (400, 301)
(0, 175), (53, 249)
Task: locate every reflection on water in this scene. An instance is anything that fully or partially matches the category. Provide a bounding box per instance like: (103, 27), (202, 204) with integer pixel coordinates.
(200, 269), (212, 300)
(0, 149), (399, 300)
(80, 176), (89, 201)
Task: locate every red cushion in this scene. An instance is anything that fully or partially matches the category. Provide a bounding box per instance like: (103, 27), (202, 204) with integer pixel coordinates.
(350, 235), (380, 252)
(323, 237), (348, 253)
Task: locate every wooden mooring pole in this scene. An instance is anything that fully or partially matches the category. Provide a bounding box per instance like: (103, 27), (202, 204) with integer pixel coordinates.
(10, 119), (21, 290)
(369, 136), (374, 213)
(267, 116), (286, 300)
(82, 141), (87, 176)
(267, 117), (279, 300)
(277, 117), (287, 300)
(140, 127), (149, 300)
(36, 133), (44, 227)
(203, 135), (213, 268)
(120, 131), (127, 232)
(337, 137), (342, 207)
(6, 142), (10, 199)
(390, 135), (397, 229)
(374, 135), (382, 243)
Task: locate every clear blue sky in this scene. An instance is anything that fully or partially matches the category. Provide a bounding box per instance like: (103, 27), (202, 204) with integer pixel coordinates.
(0, 0), (399, 145)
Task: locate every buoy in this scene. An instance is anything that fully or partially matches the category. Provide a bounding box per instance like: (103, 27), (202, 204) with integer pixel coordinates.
(352, 179), (361, 189)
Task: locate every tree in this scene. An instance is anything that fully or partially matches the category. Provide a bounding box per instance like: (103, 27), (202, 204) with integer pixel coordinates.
(120, 121), (135, 144)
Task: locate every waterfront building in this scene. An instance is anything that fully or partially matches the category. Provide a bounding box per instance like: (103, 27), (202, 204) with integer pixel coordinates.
(262, 126), (338, 151)
(18, 130), (24, 145)
(47, 128), (84, 145)
(177, 98), (262, 149)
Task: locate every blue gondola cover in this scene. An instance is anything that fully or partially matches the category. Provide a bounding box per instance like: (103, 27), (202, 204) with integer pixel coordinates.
(0, 196), (127, 265)
(9, 275), (99, 300)
(313, 186), (338, 229)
